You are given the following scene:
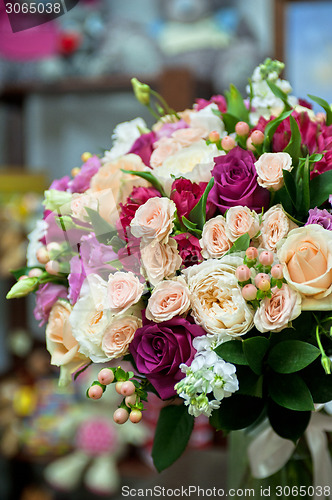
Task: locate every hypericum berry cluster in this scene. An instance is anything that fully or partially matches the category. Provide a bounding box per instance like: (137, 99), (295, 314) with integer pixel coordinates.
(207, 120), (265, 155)
(236, 247), (285, 308)
(87, 366), (147, 425)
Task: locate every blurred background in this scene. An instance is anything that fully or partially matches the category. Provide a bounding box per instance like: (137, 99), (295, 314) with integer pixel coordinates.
(0, 0), (332, 498)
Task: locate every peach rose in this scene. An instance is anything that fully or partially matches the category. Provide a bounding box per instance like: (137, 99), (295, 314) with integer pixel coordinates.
(277, 225), (332, 298)
(255, 152), (292, 191)
(254, 284), (302, 333)
(90, 154), (150, 206)
(225, 206), (260, 242)
(171, 127), (206, 147)
(146, 278), (191, 322)
(102, 314), (142, 359)
(259, 204), (297, 252)
(46, 300), (89, 386)
(200, 215), (232, 259)
(150, 137), (182, 169)
(140, 238), (182, 286)
(71, 193), (98, 221)
(107, 271), (144, 313)
(130, 197), (176, 245)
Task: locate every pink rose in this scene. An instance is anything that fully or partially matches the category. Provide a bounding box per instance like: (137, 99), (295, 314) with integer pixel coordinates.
(107, 271), (144, 313)
(259, 204), (297, 252)
(254, 284), (302, 333)
(225, 206), (260, 242)
(150, 137), (181, 168)
(254, 152), (292, 191)
(173, 233), (203, 268)
(102, 314), (142, 359)
(140, 238), (182, 286)
(146, 279), (191, 323)
(171, 127), (206, 147)
(200, 215), (232, 259)
(277, 225), (332, 298)
(130, 197), (176, 245)
(46, 300), (89, 385)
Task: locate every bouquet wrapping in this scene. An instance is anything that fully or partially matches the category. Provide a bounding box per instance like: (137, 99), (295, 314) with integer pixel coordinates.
(7, 59), (332, 479)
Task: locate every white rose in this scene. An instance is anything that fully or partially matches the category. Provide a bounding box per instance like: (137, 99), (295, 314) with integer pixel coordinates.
(140, 238), (182, 286)
(259, 204), (297, 252)
(255, 152), (292, 191)
(184, 257), (254, 339)
(200, 215), (232, 259)
(102, 117), (148, 163)
(189, 103), (226, 137)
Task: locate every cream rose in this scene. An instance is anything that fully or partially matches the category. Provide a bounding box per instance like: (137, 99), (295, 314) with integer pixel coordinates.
(172, 127), (206, 147)
(189, 103), (226, 136)
(130, 197), (176, 245)
(254, 152), (292, 191)
(107, 271), (144, 313)
(200, 215), (232, 259)
(146, 278), (191, 322)
(71, 193), (98, 221)
(254, 284), (302, 333)
(184, 257), (254, 339)
(102, 314), (142, 359)
(225, 206), (260, 242)
(140, 238), (182, 286)
(259, 204), (297, 252)
(150, 137), (181, 169)
(46, 300), (89, 386)
(277, 225), (332, 299)
(90, 154), (150, 206)
(102, 117), (148, 162)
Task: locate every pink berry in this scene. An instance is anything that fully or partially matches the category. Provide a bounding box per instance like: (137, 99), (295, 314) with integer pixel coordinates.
(271, 264), (283, 280)
(129, 410), (142, 424)
(235, 121), (250, 136)
(221, 135), (236, 151)
(45, 260), (60, 275)
(36, 247), (50, 264)
(28, 268), (43, 278)
(259, 251), (274, 266)
(242, 284), (257, 301)
(88, 385), (103, 400)
(98, 368), (114, 385)
(115, 382), (123, 395)
(255, 273), (270, 288)
(246, 136), (255, 151)
(250, 130), (265, 146)
(18, 275), (28, 281)
(120, 381), (136, 397)
(208, 130), (220, 142)
(46, 242), (61, 253)
(113, 408), (129, 424)
(125, 394), (138, 407)
(246, 247), (259, 260)
(235, 265), (251, 282)
(258, 279), (271, 292)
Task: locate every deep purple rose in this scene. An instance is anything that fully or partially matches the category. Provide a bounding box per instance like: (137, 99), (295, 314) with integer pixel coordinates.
(209, 147), (270, 213)
(129, 131), (156, 167)
(130, 315), (205, 399)
(49, 176), (70, 191)
(69, 155), (101, 193)
(306, 207), (332, 230)
(68, 254), (86, 305)
(34, 283), (68, 326)
(173, 233), (203, 268)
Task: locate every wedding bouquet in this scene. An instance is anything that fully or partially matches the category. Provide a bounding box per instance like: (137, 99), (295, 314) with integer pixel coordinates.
(7, 59), (332, 474)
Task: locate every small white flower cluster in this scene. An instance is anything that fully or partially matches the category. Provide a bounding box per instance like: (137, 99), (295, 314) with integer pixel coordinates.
(175, 350), (239, 418)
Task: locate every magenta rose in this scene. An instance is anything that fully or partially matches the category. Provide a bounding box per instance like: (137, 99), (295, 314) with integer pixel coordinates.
(173, 233), (203, 268)
(195, 95), (227, 113)
(170, 178), (214, 220)
(128, 131), (156, 167)
(209, 147), (270, 213)
(69, 155), (101, 193)
(49, 175), (70, 191)
(34, 282), (68, 326)
(130, 315), (205, 399)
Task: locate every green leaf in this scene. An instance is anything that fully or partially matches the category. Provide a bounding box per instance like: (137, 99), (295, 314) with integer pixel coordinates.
(225, 84), (249, 123)
(236, 366), (263, 398)
(243, 337), (269, 375)
(308, 94), (332, 126)
(11, 266), (41, 280)
(309, 169), (332, 208)
(267, 80), (292, 111)
(188, 177), (214, 230)
(268, 373), (314, 411)
(108, 234), (126, 253)
(268, 340), (320, 374)
(152, 404), (194, 472)
(181, 216), (202, 238)
(209, 394), (264, 431)
(283, 115), (302, 166)
(120, 169), (167, 197)
(214, 340), (248, 365)
(221, 112), (243, 134)
(268, 400), (311, 442)
(282, 170), (297, 208)
(226, 233), (250, 255)
(272, 185), (293, 214)
(302, 359), (332, 403)
(85, 207), (116, 244)
(302, 156), (311, 214)
(263, 110), (293, 152)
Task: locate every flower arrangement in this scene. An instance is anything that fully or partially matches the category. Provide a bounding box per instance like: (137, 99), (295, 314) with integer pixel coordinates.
(7, 58), (332, 475)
